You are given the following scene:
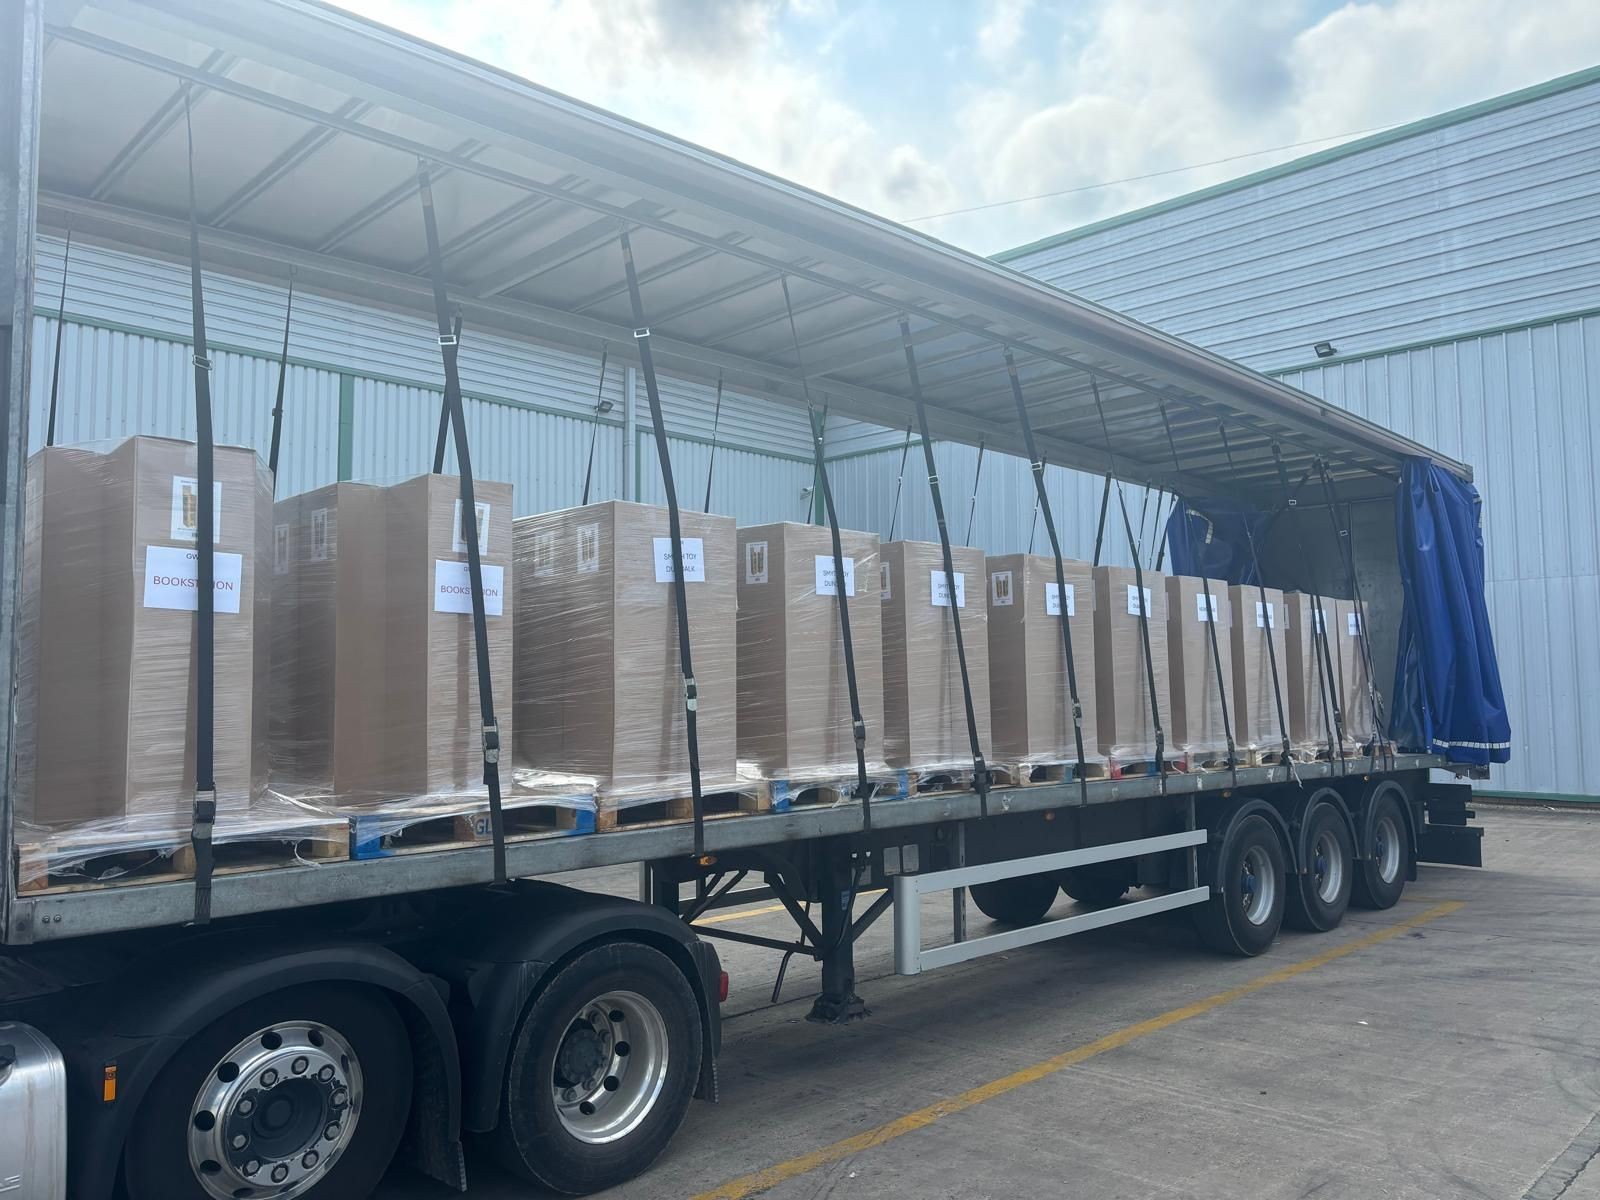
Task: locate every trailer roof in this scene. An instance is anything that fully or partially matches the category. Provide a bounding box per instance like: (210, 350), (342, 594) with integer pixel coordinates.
(36, 0), (1470, 501)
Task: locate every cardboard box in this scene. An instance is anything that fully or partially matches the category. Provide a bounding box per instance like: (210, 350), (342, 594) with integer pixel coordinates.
(1093, 565), (1170, 760)
(1333, 598), (1377, 743)
(736, 523), (884, 781)
(986, 553), (1099, 766)
(1284, 592), (1338, 750)
(1228, 584), (1288, 751)
(1165, 575), (1234, 760)
(514, 501), (737, 800)
(880, 541), (991, 769)
(15, 437), (270, 833)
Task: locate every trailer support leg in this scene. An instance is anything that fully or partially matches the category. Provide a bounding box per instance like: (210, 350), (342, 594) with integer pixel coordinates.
(808, 850), (867, 1024)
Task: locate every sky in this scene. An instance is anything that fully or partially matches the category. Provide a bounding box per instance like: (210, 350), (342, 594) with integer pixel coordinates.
(333, 0), (1600, 255)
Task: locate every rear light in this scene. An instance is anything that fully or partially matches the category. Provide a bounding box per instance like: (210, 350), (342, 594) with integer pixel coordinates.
(718, 970), (730, 1003)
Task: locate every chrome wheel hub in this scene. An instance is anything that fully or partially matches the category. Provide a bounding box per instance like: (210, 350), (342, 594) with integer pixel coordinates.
(1240, 845), (1277, 926)
(188, 1021), (362, 1199)
(1374, 814), (1402, 883)
(552, 990), (669, 1145)
(1312, 830), (1344, 904)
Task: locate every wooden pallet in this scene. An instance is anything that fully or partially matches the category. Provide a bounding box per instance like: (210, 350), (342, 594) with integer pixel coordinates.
(594, 787), (770, 833)
(904, 767), (978, 795)
(1107, 754), (1191, 780)
(349, 796), (593, 860)
(990, 760), (1110, 788)
(762, 772), (908, 812)
(16, 817), (349, 895)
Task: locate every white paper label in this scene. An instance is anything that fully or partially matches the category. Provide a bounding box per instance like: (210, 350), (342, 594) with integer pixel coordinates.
(453, 499), (492, 553)
(576, 522), (600, 573)
(653, 537), (705, 583)
(273, 524), (290, 575)
(880, 561), (892, 600)
(433, 560), (505, 616)
(143, 545), (243, 614)
(815, 555), (855, 597)
(990, 570), (1014, 607)
(1195, 593), (1218, 622)
(1046, 581), (1076, 617)
(1347, 612), (1362, 636)
(1256, 600), (1276, 629)
(531, 530), (557, 577)
(931, 570), (965, 608)
(1313, 608), (1328, 634)
(170, 477), (222, 543)
(745, 540), (769, 585)
(309, 507), (331, 563)
(1126, 584), (1152, 617)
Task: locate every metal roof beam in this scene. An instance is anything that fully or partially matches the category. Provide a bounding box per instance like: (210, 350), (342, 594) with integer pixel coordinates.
(476, 208), (647, 297)
(313, 136), (480, 253)
(401, 191), (559, 274)
(88, 48), (234, 201)
(208, 97), (370, 228)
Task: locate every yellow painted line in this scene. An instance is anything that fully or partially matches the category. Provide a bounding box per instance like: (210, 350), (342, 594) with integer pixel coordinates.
(697, 902), (789, 926)
(691, 899), (1466, 1200)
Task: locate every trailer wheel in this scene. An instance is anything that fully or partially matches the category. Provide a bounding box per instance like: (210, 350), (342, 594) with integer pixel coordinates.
(494, 941), (702, 1196)
(1285, 800), (1354, 932)
(1057, 866), (1130, 908)
(1352, 786), (1410, 910)
(122, 983), (412, 1200)
(968, 874), (1058, 925)
(1195, 813), (1287, 956)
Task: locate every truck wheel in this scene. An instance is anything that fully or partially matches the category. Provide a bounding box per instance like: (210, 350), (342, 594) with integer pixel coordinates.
(1058, 866), (1130, 908)
(1352, 787), (1410, 910)
(494, 941), (702, 1196)
(1285, 801), (1354, 932)
(123, 983), (412, 1200)
(968, 874), (1058, 925)
(1195, 813), (1287, 957)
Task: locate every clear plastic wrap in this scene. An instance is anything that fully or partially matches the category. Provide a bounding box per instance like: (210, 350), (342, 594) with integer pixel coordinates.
(986, 553), (1100, 768)
(1165, 575), (1233, 762)
(735, 523), (889, 785)
(513, 501), (739, 812)
(1093, 565), (1170, 762)
(1333, 598), (1378, 745)
(1284, 592), (1338, 752)
(1227, 584), (1289, 752)
(880, 540), (992, 772)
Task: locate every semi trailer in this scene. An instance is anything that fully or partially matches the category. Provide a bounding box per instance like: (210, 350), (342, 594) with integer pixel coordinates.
(0, 2), (1505, 1197)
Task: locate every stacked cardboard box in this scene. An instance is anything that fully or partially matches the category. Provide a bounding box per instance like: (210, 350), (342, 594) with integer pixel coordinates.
(736, 523), (884, 782)
(986, 553), (1098, 767)
(1284, 592), (1338, 752)
(880, 541), (991, 770)
(1165, 575), (1233, 763)
(1228, 584), (1289, 753)
(514, 501), (737, 804)
(15, 436), (271, 835)
(1093, 565), (1170, 762)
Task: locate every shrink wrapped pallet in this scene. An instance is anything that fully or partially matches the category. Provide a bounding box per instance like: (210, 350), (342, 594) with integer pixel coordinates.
(1165, 575), (1234, 763)
(1228, 584), (1289, 753)
(514, 501), (738, 810)
(735, 523), (887, 783)
(1284, 592), (1338, 752)
(13, 436), (278, 885)
(1333, 598), (1378, 745)
(1093, 565), (1170, 763)
(880, 541), (991, 772)
(986, 553), (1099, 769)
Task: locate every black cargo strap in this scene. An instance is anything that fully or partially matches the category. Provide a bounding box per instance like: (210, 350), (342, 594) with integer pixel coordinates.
(900, 318), (990, 814)
(1153, 493), (1177, 571)
(1270, 444), (1345, 771)
(803, 403), (828, 525)
(267, 270), (294, 488)
(1315, 460), (1386, 772)
(45, 229), (71, 448)
(1217, 422), (1297, 783)
(1005, 351), (1089, 802)
(621, 233), (709, 857)
(417, 164), (507, 884)
(1157, 402), (1237, 783)
(1026, 453), (1048, 554)
(430, 311), (465, 476)
(782, 279), (873, 824)
(964, 440), (986, 545)
(579, 343), (609, 506)
(1091, 382), (1165, 788)
(703, 371), (724, 513)
(1091, 471), (1113, 566)
(183, 91), (219, 925)
(886, 420), (914, 542)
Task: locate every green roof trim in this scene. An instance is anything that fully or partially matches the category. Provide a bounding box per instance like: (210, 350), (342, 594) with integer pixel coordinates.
(992, 62), (1600, 263)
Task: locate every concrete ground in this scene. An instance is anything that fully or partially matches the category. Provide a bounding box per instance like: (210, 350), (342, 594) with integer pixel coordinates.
(379, 804), (1600, 1200)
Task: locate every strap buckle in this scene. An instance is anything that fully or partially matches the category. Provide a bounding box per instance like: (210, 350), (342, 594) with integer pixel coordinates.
(633, 327), (650, 339)
(191, 790), (217, 841)
(482, 721), (500, 765)
(684, 675), (698, 712)
(192, 354), (213, 371)
(437, 333), (459, 348)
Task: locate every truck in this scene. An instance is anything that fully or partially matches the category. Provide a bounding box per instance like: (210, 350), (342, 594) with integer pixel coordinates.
(0, 2), (1504, 1197)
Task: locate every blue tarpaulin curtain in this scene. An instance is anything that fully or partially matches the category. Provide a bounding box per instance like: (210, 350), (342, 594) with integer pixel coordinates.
(1164, 498), (1267, 586)
(1391, 457), (1511, 765)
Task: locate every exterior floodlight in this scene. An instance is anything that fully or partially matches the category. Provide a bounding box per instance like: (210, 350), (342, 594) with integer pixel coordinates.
(1313, 341), (1337, 358)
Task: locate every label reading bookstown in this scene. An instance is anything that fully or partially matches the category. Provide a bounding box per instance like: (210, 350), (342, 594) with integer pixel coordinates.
(143, 545), (244, 614)
(433, 560), (505, 616)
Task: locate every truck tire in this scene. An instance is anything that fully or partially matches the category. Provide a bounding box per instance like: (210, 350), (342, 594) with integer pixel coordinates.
(122, 983), (412, 1200)
(1352, 787), (1410, 910)
(494, 941), (702, 1195)
(1195, 813), (1287, 957)
(968, 874), (1058, 925)
(1285, 800), (1354, 932)
(1057, 866), (1130, 908)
